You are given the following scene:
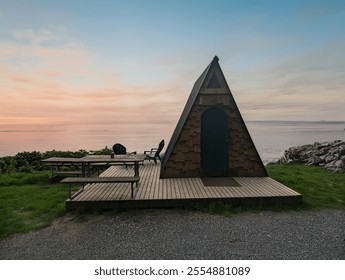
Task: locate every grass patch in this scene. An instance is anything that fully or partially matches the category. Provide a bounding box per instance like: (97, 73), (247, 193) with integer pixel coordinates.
(193, 164), (345, 214)
(267, 164), (345, 209)
(0, 171), (51, 186)
(0, 171), (68, 240)
(1, 165), (345, 240)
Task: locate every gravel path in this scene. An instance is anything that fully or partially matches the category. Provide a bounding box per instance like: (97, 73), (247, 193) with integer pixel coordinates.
(0, 209), (344, 259)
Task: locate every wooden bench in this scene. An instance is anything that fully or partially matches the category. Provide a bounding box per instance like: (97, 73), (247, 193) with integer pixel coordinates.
(60, 176), (140, 199)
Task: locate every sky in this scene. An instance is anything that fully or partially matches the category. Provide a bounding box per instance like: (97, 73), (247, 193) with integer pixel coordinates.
(1, 0), (345, 131)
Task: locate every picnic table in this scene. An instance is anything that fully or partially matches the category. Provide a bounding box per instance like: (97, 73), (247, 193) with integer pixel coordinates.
(42, 154), (146, 199)
(41, 154), (146, 177)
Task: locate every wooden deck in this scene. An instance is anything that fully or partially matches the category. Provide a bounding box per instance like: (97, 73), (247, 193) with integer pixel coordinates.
(66, 162), (302, 210)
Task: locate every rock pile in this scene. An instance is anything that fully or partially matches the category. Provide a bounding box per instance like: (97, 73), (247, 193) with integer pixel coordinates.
(277, 140), (345, 173)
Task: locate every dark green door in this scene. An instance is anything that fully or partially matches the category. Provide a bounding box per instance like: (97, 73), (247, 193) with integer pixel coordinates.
(201, 107), (229, 176)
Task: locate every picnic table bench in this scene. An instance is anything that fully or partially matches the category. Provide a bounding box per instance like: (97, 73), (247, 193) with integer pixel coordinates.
(61, 176), (140, 199)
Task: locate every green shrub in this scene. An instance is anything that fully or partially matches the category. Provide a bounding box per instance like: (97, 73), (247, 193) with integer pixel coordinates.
(0, 147), (112, 174)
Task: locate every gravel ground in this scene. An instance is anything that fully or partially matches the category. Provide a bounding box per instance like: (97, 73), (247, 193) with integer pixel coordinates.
(0, 209), (344, 260)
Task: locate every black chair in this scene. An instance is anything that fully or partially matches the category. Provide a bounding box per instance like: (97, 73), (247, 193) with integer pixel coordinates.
(112, 143), (136, 168)
(144, 140), (165, 164)
(113, 143), (126, 155)
(112, 143), (136, 155)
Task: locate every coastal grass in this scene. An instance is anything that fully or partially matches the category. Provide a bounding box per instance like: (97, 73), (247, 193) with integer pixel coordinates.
(1, 164), (345, 240)
(267, 164), (345, 209)
(0, 171), (68, 240)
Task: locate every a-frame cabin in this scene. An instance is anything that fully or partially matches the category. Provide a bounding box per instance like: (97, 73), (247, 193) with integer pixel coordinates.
(160, 56), (267, 178)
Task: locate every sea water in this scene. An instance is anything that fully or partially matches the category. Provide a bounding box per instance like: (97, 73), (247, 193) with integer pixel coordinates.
(246, 121), (345, 164)
(1, 121), (345, 164)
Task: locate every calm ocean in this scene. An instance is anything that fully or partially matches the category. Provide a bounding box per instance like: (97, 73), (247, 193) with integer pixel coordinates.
(1, 121), (345, 164)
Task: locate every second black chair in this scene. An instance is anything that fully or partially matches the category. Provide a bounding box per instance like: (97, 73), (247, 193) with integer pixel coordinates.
(144, 139), (165, 164)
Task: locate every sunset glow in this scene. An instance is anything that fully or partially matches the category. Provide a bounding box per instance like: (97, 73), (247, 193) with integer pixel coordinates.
(1, 0), (345, 132)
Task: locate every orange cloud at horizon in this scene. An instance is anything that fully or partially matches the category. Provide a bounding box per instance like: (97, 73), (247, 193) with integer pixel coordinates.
(2, 27), (345, 129)
(0, 29), (189, 129)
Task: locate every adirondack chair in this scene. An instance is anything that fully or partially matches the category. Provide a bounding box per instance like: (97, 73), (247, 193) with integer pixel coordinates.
(144, 139), (165, 164)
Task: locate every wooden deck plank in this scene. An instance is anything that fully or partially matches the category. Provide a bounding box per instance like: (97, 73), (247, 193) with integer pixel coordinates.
(136, 180), (146, 199)
(187, 178), (197, 198)
(263, 180), (289, 196)
(218, 186), (236, 198)
(200, 181), (221, 198)
(148, 175), (156, 199)
(77, 184), (97, 201)
(170, 178), (177, 199)
(142, 169), (152, 199)
(185, 178), (198, 198)
(175, 178), (183, 199)
(222, 186), (241, 197)
(216, 186), (231, 198)
(83, 184), (102, 200)
(136, 164), (148, 199)
(153, 167), (161, 199)
(158, 178), (164, 200)
(95, 183), (116, 200)
(103, 184), (120, 200)
(239, 178), (276, 197)
(247, 177), (281, 196)
(236, 178), (270, 197)
(191, 178), (203, 198)
(201, 184), (222, 198)
(173, 178), (183, 199)
(149, 166), (158, 199)
(140, 165), (150, 199)
(248, 177), (289, 197)
(243, 183), (266, 197)
(172, 179), (183, 198)
(88, 183), (111, 201)
(240, 180), (263, 197)
(66, 163), (302, 209)
(246, 177), (299, 197)
(177, 178), (185, 199)
(99, 184), (117, 201)
(266, 177), (300, 195)
(192, 178), (207, 198)
(251, 178), (276, 196)
(160, 179), (167, 199)
(159, 174), (166, 200)
(184, 178), (195, 198)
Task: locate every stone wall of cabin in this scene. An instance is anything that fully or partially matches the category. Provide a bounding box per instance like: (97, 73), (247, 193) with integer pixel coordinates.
(161, 93), (267, 178)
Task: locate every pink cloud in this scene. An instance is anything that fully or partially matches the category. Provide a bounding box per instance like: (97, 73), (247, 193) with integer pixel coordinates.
(0, 29), (187, 128)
